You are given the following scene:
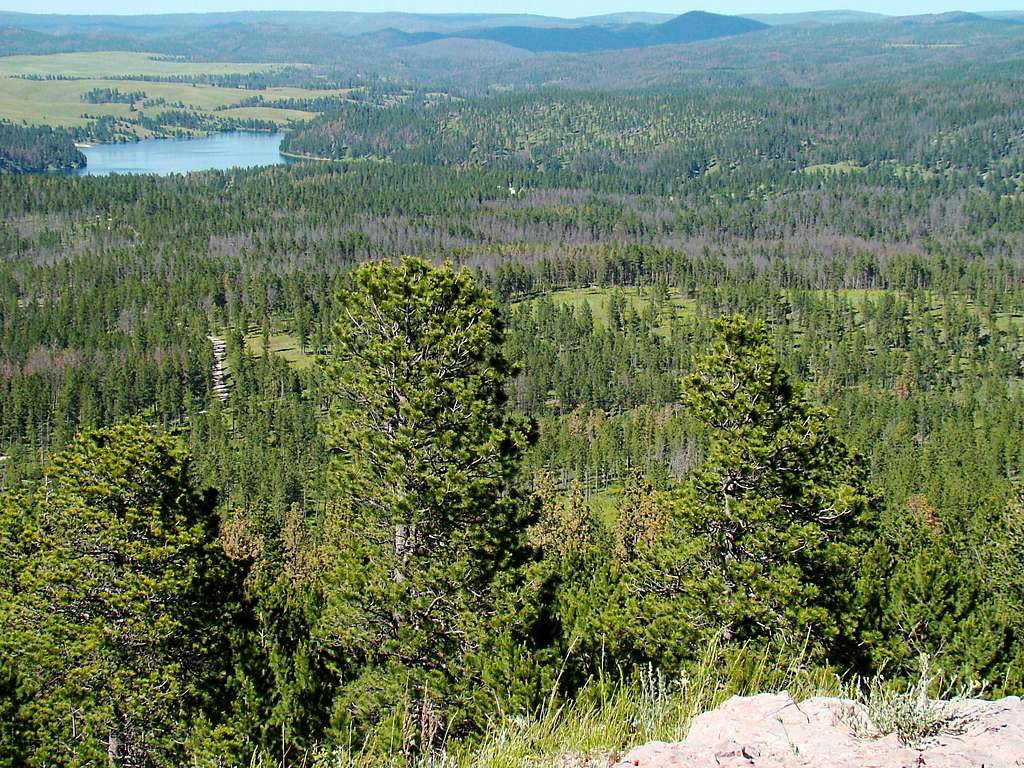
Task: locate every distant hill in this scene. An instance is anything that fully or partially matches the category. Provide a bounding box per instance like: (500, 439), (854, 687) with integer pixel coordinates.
(890, 11), (1023, 29)
(440, 9), (1024, 90)
(0, 10), (765, 56)
(746, 11), (888, 26)
(394, 12), (769, 54)
(148, 22), (381, 64)
(576, 12), (676, 25)
(0, 25), (139, 55)
(0, 11), (592, 37)
(400, 37), (534, 62)
(0, 25), (54, 53)
(981, 11), (1024, 21)
(4, 8), (1024, 82)
(903, 11), (992, 23)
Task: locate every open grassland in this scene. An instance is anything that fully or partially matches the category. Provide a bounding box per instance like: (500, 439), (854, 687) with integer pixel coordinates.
(0, 51), (350, 133)
(244, 331), (316, 370)
(527, 285), (697, 336)
(0, 77), (331, 128)
(0, 51), (287, 78)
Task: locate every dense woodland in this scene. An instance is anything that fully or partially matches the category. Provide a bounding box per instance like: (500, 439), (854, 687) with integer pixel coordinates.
(3, 18), (1024, 767)
(0, 122), (84, 173)
(283, 79), (1024, 186)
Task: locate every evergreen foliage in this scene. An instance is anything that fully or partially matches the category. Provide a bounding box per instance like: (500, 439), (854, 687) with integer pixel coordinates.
(317, 257), (542, 752)
(676, 316), (874, 651)
(0, 422), (242, 766)
(576, 317), (877, 671)
(0, 121), (84, 173)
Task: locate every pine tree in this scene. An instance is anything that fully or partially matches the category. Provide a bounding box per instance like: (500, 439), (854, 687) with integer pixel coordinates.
(625, 316), (875, 668)
(0, 422), (242, 767)
(990, 484), (1024, 637)
(613, 469), (663, 561)
(318, 257), (538, 753)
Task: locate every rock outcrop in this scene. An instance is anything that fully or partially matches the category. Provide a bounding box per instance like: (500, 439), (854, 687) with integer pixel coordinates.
(614, 692), (1024, 768)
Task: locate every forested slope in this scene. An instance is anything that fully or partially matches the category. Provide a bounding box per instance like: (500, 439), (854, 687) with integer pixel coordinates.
(282, 79), (1024, 186)
(0, 122), (84, 172)
(3, 22), (1024, 767)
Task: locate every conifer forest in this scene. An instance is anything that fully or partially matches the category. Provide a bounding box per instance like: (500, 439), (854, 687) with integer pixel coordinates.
(2, 7), (1024, 767)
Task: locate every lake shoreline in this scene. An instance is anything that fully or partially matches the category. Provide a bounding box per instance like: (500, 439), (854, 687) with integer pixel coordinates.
(279, 149), (344, 162)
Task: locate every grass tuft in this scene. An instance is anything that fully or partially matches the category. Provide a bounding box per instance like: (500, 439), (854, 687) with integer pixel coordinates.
(838, 655), (981, 747)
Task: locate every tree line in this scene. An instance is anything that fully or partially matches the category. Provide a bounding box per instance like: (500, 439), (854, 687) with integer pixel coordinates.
(0, 122), (84, 174)
(9, 259), (1019, 767)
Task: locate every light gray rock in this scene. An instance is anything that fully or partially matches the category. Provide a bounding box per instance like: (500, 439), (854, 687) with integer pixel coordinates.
(614, 693), (1024, 768)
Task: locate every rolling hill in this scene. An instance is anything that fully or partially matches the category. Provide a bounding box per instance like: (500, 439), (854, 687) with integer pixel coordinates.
(400, 12), (769, 53)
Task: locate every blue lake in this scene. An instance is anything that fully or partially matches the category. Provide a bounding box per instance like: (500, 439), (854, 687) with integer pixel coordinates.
(75, 132), (288, 176)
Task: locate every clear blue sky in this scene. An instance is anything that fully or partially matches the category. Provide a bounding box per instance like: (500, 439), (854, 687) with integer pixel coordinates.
(8, 1), (1024, 16)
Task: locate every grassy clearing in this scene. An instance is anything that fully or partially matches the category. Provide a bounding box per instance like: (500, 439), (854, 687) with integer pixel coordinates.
(533, 286), (697, 336)
(588, 488), (621, 527)
(0, 51), (287, 78)
(244, 331), (316, 370)
(801, 160), (865, 175)
(0, 51), (354, 132)
(887, 161), (939, 181)
(0, 76), (348, 129)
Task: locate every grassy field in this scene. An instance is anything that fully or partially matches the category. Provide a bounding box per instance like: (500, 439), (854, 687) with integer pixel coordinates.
(0, 51), (349, 134)
(0, 51), (285, 78)
(0, 77), (332, 129)
(801, 160), (865, 175)
(244, 331), (316, 370)
(526, 285), (697, 336)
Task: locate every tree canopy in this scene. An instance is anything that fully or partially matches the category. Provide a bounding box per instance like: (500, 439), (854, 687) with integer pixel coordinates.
(0, 422), (242, 767)
(317, 257), (542, 752)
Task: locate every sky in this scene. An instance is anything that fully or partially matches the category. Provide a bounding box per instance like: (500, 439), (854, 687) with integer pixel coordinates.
(7, 1), (1024, 17)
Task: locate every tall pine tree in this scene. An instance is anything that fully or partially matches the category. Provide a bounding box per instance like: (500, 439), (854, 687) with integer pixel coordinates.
(621, 316), (876, 669)
(318, 258), (540, 753)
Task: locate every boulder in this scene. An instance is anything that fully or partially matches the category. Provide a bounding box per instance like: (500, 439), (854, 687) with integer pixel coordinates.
(614, 692), (1024, 768)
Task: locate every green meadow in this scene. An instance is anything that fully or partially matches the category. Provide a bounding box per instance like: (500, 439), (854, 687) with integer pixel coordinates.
(0, 51), (347, 133)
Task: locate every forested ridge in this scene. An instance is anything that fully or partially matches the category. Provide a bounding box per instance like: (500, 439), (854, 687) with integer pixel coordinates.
(283, 79), (1024, 184)
(2, 36), (1024, 767)
(0, 122), (84, 173)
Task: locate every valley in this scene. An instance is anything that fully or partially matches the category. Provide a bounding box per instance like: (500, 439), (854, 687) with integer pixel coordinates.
(3, 6), (1024, 767)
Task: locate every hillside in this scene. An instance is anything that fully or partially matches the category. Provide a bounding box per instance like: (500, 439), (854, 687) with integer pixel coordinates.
(4, 11), (1024, 90)
(0, 121), (84, 172)
(281, 80), (1024, 182)
(412, 12), (769, 53)
(5, 7), (1024, 767)
(747, 10), (889, 25)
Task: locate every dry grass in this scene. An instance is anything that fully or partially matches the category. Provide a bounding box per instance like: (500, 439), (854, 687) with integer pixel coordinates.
(298, 642), (839, 768)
